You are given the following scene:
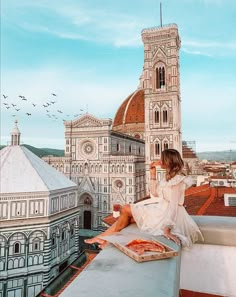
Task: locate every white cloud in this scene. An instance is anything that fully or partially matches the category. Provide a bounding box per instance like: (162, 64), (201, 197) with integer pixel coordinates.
(182, 47), (213, 57)
(183, 40), (236, 50)
(3, 0), (145, 47)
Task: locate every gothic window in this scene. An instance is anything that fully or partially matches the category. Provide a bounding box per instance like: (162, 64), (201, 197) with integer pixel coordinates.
(138, 147), (141, 155)
(163, 109), (168, 123)
(154, 110), (160, 124)
(129, 145), (132, 153)
(156, 66), (166, 89)
(164, 142), (169, 150)
(155, 143), (160, 155)
(14, 242), (20, 254)
(116, 143), (120, 151)
(103, 201), (107, 211)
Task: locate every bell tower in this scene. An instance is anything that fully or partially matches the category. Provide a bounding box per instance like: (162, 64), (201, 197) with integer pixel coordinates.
(142, 24), (182, 169)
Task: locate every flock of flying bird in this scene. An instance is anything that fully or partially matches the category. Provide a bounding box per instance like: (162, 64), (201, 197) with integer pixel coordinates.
(1, 93), (83, 122)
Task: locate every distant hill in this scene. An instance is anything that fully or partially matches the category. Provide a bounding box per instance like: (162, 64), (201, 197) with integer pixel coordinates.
(1, 144), (235, 162)
(0, 144), (64, 158)
(197, 150), (236, 162)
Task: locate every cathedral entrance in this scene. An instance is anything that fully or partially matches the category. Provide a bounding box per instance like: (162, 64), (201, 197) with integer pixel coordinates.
(83, 210), (91, 229)
(82, 195), (92, 229)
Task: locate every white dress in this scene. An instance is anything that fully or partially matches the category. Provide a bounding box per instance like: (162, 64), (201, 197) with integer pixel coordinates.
(130, 174), (204, 248)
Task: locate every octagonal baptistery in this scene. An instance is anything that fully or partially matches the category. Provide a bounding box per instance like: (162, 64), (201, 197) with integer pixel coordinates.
(113, 88), (145, 139)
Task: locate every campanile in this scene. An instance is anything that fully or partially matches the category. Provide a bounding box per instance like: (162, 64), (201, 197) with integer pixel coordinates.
(142, 24), (182, 167)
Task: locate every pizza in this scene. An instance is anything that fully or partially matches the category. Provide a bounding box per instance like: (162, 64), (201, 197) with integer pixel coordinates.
(125, 239), (166, 255)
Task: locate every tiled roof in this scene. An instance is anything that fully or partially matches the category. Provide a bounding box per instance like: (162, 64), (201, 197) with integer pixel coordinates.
(103, 184), (236, 226)
(113, 89), (145, 127)
(185, 186), (236, 216)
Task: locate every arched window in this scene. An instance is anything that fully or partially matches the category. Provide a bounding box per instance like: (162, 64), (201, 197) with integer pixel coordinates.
(129, 145), (132, 153)
(156, 66), (166, 89)
(154, 110), (160, 123)
(164, 142), (168, 150)
(70, 226), (74, 236)
(116, 143), (120, 151)
(163, 109), (168, 123)
(103, 201), (107, 211)
(33, 238), (40, 251)
(84, 197), (92, 205)
(51, 234), (56, 246)
(14, 242), (20, 254)
(61, 229), (66, 241)
(155, 143), (160, 155)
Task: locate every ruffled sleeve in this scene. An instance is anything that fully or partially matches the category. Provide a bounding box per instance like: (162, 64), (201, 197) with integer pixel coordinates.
(183, 176), (193, 189)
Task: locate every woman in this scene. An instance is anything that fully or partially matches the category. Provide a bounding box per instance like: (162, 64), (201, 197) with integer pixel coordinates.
(85, 149), (203, 248)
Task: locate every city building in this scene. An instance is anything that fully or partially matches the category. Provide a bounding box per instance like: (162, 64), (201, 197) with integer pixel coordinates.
(43, 24), (198, 231)
(43, 114), (146, 230)
(0, 121), (80, 297)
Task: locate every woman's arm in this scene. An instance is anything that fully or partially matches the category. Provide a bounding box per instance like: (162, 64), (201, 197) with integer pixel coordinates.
(149, 161), (160, 198)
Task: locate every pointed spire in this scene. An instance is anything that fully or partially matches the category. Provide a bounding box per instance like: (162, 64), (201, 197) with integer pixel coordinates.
(11, 119), (21, 146)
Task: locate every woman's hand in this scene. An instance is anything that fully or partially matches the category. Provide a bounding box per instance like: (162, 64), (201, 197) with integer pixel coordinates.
(163, 227), (181, 245)
(150, 160), (161, 180)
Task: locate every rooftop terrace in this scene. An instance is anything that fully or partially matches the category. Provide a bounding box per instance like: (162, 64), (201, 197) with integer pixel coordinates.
(40, 216), (236, 297)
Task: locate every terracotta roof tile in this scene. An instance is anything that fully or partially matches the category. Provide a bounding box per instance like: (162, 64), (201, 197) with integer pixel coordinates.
(113, 89), (144, 128)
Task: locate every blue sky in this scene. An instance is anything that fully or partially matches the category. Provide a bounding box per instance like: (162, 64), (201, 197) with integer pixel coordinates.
(1, 0), (236, 152)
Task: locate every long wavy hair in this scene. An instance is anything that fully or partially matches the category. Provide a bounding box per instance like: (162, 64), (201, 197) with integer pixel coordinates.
(161, 149), (184, 181)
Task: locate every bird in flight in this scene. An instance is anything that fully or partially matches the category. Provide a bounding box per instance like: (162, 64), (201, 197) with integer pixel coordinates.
(57, 110), (63, 113)
(51, 93), (57, 96)
(15, 109), (20, 111)
(22, 97), (27, 101)
(3, 94), (8, 99)
(50, 101), (56, 104)
(3, 103), (8, 105)
(6, 106), (10, 109)
(26, 113), (31, 116)
(32, 103), (36, 107)
(43, 104), (48, 107)
(12, 104), (17, 107)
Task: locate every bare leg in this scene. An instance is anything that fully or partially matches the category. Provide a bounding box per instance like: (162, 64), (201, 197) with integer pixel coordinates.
(84, 204), (133, 245)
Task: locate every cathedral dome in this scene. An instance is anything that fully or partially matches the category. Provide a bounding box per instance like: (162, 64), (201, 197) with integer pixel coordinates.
(113, 89), (145, 139)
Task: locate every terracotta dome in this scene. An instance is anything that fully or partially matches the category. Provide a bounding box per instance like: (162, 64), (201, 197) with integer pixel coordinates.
(113, 89), (145, 139)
